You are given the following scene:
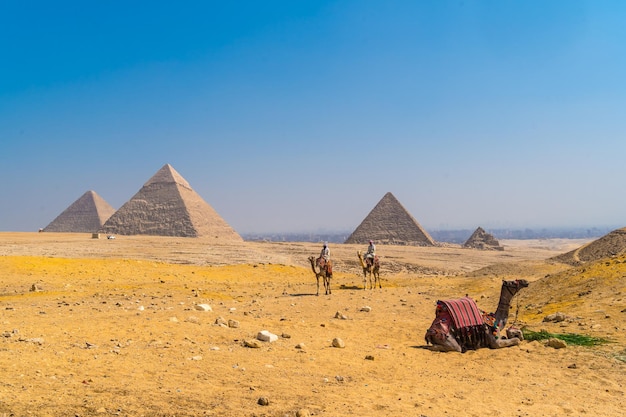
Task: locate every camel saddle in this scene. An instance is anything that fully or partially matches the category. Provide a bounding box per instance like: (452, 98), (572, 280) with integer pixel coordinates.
(316, 257), (332, 275)
(426, 297), (488, 351)
(365, 255), (379, 267)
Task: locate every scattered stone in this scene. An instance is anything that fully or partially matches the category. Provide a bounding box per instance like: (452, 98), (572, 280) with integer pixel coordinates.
(334, 311), (348, 319)
(295, 343), (305, 349)
(360, 306), (372, 312)
(257, 397), (269, 406)
(543, 312), (566, 322)
(137, 306), (144, 311)
(281, 333), (291, 339)
(215, 317), (227, 327)
(506, 327), (524, 340)
(30, 284), (43, 292)
(190, 355), (202, 361)
(568, 363), (577, 369)
(195, 304), (212, 312)
(546, 338), (567, 349)
(20, 337), (44, 345)
(335, 375), (344, 382)
(244, 339), (262, 348)
(227, 319), (239, 328)
(169, 317), (179, 322)
(185, 316), (201, 324)
(332, 337), (345, 348)
(365, 355), (375, 360)
(296, 409), (311, 417)
(257, 330), (278, 342)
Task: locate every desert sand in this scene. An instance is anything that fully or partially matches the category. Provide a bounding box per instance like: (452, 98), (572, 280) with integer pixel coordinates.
(1, 232), (624, 417)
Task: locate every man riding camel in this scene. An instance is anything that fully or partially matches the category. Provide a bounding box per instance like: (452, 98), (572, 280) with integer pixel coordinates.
(317, 242), (332, 274)
(365, 240), (376, 266)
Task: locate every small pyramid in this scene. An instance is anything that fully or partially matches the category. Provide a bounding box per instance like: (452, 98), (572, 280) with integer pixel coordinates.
(44, 190), (116, 233)
(100, 164), (242, 240)
(344, 192), (435, 246)
(463, 227), (504, 251)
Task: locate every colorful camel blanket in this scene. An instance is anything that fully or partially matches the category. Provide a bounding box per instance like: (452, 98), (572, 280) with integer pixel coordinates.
(438, 297), (483, 328)
(433, 297), (488, 350)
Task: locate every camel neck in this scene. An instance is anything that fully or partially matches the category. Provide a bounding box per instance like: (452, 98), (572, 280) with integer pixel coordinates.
(494, 283), (520, 328)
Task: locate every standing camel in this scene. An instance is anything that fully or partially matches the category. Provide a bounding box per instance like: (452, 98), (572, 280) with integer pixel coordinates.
(425, 279), (529, 352)
(308, 256), (332, 296)
(357, 251), (381, 290)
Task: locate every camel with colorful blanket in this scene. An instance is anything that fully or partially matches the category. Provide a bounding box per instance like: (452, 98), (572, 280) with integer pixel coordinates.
(425, 279), (529, 352)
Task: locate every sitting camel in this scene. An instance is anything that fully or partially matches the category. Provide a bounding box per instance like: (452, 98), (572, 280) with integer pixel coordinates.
(357, 251), (381, 290)
(425, 279), (529, 352)
(308, 256), (332, 296)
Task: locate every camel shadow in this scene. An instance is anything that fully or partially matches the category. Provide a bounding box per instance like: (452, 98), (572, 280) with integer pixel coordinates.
(338, 285), (362, 290)
(410, 345), (432, 350)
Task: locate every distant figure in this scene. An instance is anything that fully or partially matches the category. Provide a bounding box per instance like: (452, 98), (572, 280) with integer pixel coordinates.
(365, 240), (376, 266)
(316, 242), (332, 276)
(319, 242), (330, 262)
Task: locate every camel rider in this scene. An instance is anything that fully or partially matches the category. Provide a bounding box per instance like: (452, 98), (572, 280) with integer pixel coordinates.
(318, 242), (332, 274)
(320, 242), (330, 263)
(365, 240), (376, 266)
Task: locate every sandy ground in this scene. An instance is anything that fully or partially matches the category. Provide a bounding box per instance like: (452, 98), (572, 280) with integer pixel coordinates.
(0, 232), (624, 417)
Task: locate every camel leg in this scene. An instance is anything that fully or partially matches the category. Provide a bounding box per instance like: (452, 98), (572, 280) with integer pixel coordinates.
(427, 334), (463, 353)
(487, 334), (521, 349)
(316, 276), (320, 296)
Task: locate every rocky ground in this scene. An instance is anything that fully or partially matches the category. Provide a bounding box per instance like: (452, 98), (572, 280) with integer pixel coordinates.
(0, 232), (624, 416)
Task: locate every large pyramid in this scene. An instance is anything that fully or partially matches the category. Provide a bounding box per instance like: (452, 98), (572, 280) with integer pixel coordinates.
(44, 190), (116, 233)
(344, 192), (435, 246)
(100, 164), (242, 240)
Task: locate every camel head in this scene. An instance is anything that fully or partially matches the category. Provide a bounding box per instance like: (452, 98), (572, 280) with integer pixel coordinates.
(502, 279), (529, 290)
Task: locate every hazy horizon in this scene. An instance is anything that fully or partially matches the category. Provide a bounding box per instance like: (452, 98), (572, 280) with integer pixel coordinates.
(2, 1), (625, 234)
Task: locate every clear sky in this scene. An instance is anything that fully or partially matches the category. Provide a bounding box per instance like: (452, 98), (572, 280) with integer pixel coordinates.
(1, 0), (625, 234)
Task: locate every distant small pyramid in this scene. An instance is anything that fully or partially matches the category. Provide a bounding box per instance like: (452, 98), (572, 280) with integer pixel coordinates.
(100, 164), (242, 240)
(344, 192), (435, 246)
(44, 190), (116, 233)
(463, 227), (504, 251)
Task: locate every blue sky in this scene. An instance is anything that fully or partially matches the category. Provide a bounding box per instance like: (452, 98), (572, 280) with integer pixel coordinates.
(1, 0), (625, 234)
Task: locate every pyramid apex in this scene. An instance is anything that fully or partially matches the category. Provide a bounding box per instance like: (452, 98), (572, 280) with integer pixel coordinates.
(144, 164), (191, 189)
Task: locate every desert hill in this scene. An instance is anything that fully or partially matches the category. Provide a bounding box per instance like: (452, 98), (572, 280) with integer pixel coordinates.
(552, 227), (626, 265)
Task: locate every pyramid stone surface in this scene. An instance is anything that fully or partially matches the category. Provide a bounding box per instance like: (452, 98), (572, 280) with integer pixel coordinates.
(344, 192), (435, 246)
(100, 164), (242, 240)
(44, 190), (116, 233)
(463, 227), (504, 251)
